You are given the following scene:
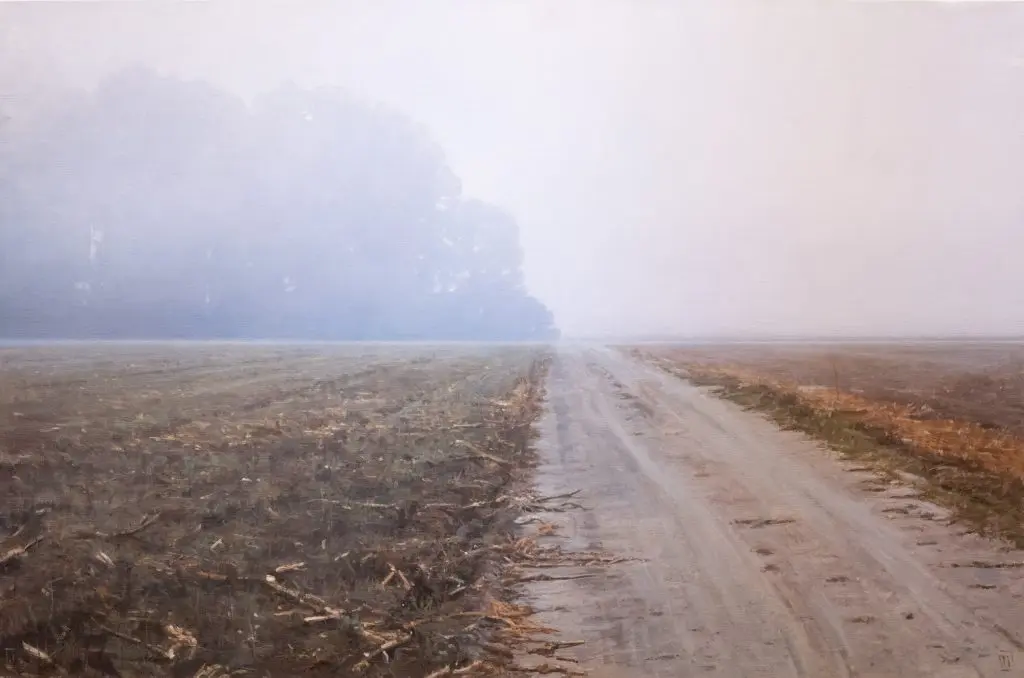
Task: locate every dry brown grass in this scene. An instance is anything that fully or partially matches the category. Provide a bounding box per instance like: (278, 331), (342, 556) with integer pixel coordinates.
(689, 362), (1024, 480)
(634, 344), (1024, 546)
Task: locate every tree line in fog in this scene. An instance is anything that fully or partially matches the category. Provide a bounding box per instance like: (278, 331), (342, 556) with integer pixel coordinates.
(0, 67), (558, 340)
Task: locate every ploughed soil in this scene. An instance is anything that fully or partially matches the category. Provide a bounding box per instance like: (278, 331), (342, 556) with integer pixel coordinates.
(0, 343), (559, 677)
(633, 343), (1024, 546)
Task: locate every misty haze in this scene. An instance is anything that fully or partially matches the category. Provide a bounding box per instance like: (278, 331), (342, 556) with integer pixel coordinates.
(3, 2), (1023, 339)
(1, 55), (556, 340)
(6, 2), (1024, 678)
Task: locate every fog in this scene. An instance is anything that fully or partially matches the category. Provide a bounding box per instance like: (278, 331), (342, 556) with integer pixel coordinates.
(3, 1), (1024, 338)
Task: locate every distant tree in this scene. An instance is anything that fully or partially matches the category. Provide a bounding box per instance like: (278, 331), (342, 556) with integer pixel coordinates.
(0, 67), (558, 340)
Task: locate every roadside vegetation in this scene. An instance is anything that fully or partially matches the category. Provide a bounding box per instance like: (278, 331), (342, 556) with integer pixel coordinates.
(635, 344), (1024, 547)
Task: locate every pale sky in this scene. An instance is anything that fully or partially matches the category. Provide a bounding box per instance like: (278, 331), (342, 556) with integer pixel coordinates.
(4, 1), (1024, 337)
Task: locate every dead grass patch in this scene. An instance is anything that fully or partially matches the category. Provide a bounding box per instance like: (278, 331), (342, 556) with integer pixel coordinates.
(634, 349), (1024, 547)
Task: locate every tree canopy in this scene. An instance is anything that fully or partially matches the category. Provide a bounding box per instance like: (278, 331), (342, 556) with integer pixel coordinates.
(0, 67), (558, 340)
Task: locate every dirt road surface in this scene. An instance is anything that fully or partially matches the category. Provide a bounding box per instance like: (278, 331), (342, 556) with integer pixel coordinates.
(526, 347), (1024, 678)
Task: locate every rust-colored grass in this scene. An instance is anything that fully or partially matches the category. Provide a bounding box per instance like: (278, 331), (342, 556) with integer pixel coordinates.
(635, 344), (1024, 545)
(694, 363), (1024, 481)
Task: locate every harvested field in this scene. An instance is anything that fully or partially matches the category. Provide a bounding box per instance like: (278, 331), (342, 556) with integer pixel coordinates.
(0, 343), (559, 677)
(634, 342), (1024, 545)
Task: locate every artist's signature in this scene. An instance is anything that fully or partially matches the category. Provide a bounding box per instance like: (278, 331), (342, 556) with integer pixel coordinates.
(997, 651), (1022, 673)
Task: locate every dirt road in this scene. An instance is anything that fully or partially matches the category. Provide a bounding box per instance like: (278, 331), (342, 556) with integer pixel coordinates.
(526, 347), (1024, 677)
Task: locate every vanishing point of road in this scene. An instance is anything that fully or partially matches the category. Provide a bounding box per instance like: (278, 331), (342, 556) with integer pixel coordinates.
(527, 346), (1024, 678)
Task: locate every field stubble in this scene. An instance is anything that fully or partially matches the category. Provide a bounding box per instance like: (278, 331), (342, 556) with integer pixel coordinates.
(0, 344), (579, 677)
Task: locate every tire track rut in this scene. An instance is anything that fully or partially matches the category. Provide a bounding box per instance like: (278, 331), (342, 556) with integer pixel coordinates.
(525, 347), (1024, 678)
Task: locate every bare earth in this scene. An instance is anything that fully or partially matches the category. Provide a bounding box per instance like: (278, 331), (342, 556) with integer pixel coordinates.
(527, 347), (1024, 678)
